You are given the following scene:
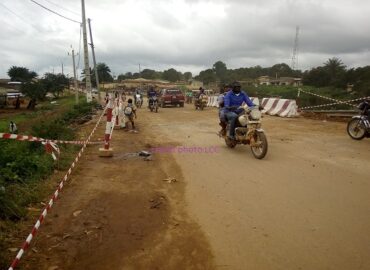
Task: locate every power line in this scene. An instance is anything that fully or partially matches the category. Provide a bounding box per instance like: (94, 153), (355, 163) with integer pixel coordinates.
(42, 0), (81, 17)
(29, 0), (81, 24)
(0, 2), (36, 29)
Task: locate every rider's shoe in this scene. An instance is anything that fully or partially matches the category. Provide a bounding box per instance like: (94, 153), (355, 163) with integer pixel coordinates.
(218, 128), (226, 137)
(227, 135), (236, 141)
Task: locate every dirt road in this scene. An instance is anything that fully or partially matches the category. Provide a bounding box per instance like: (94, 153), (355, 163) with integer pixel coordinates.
(20, 101), (370, 270)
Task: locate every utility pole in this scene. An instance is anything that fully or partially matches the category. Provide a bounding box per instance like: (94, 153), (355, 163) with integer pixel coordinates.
(61, 61), (64, 75)
(81, 0), (92, 102)
(69, 48), (79, 104)
(87, 18), (100, 101)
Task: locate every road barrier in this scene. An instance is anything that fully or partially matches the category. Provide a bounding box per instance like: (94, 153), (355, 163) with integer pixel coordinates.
(261, 98), (298, 117)
(8, 105), (107, 270)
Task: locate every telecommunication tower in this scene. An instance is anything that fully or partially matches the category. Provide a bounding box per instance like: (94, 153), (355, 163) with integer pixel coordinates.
(291, 26), (300, 71)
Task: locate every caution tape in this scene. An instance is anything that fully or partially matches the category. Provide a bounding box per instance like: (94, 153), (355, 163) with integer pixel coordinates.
(298, 88), (369, 110)
(42, 141), (60, 161)
(8, 105), (107, 270)
(299, 95), (370, 110)
(0, 133), (104, 145)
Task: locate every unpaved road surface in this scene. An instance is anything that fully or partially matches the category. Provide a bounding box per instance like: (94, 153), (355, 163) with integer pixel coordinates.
(19, 101), (370, 270)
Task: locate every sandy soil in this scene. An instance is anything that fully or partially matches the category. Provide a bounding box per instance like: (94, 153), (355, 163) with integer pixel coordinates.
(14, 101), (370, 270)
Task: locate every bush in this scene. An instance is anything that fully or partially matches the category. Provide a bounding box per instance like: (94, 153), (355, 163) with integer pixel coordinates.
(0, 100), (97, 220)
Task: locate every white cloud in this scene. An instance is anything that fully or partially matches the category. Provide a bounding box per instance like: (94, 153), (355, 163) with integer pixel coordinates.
(0, 0), (369, 77)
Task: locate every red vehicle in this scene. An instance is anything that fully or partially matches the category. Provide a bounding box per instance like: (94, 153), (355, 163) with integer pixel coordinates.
(158, 89), (185, 108)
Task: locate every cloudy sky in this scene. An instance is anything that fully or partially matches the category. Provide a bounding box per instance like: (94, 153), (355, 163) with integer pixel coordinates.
(0, 0), (369, 78)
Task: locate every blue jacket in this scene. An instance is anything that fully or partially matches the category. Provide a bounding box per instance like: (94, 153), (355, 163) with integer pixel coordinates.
(224, 90), (255, 113)
(148, 90), (157, 97)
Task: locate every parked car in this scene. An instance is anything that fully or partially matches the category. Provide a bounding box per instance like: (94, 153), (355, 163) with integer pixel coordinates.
(158, 89), (185, 107)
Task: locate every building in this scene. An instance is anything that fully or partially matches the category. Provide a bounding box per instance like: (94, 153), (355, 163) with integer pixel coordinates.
(257, 76), (302, 86)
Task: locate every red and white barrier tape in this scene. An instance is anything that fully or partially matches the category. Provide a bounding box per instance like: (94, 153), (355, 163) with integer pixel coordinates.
(300, 96), (370, 110)
(298, 88), (363, 108)
(8, 105), (107, 270)
(0, 133), (104, 145)
(42, 141), (60, 161)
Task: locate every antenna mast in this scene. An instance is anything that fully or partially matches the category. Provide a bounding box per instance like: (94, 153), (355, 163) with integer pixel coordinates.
(291, 26), (300, 71)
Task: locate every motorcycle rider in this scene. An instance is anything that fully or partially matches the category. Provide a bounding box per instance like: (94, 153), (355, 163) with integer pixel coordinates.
(218, 84), (231, 136)
(224, 81), (256, 140)
(195, 87), (206, 109)
(197, 87), (205, 98)
(147, 86), (158, 107)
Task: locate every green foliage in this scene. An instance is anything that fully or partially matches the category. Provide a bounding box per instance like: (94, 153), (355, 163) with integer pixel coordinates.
(244, 85), (356, 109)
(183, 71), (192, 81)
(0, 140), (54, 219)
(213, 61), (227, 82)
(197, 69), (217, 84)
(163, 68), (182, 82)
(7, 66), (37, 82)
(42, 73), (69, 98)
(0, 99), (96, 221)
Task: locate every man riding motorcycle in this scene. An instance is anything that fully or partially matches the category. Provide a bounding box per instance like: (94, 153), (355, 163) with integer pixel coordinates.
(147, 86), (158, 103)
(218, 84), (231, 136)
(195, 87), (207, 110)
(224, 81), (257, 140)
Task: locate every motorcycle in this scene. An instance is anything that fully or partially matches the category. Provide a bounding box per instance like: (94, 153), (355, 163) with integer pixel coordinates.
(148, 96), (159, 113)
(347, 100), (370, 140)
(195, 94), (208, 110)
(220, 105), (268, 159)
(135, 94), (142, 108)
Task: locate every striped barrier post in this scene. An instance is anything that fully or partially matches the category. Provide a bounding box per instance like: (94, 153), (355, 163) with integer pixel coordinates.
(261, 98), (298, 117)
(99, 94), (114, 157)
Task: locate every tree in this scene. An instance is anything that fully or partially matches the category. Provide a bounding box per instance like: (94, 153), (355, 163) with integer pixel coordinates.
(42, 73), (69, 98)
(302, 67), (331, 87)
(141, 69), (158, 80)
(94, 63), (113, 84)
(163, 68), (181, 82)
(184, 72), (192, 81)
(21, 81), (47, 109)
(7, 66), (37, 82)
(213, 61), (227, 81)
(197, 69), (217, 85)
(323, 58), (346, 88)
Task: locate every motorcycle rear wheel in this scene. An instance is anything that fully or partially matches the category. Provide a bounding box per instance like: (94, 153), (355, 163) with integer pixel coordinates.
(250, 131), (268, 159)
(347, 119), (366, 140)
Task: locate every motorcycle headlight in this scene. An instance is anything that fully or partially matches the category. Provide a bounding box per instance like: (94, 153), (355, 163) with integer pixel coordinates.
(250, 109), (261, 120)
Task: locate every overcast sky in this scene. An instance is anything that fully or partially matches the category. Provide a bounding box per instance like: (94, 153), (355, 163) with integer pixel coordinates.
(0, 0), (369, 78)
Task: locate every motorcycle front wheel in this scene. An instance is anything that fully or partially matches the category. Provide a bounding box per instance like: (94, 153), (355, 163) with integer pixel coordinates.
(347, 119), (366, 140)
(250, 131), (268, 159)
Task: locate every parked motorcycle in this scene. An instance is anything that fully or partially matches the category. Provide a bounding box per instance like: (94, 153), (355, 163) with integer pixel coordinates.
(148, 96), (159, 113)
(220, 105), (268, 159)
(195, 94), (208, 110)
(347, 100), (370, 140)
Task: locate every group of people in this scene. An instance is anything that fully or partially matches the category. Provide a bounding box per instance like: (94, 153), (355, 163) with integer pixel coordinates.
(104, 82), (259, 139)
(217, 81), (261, 140)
